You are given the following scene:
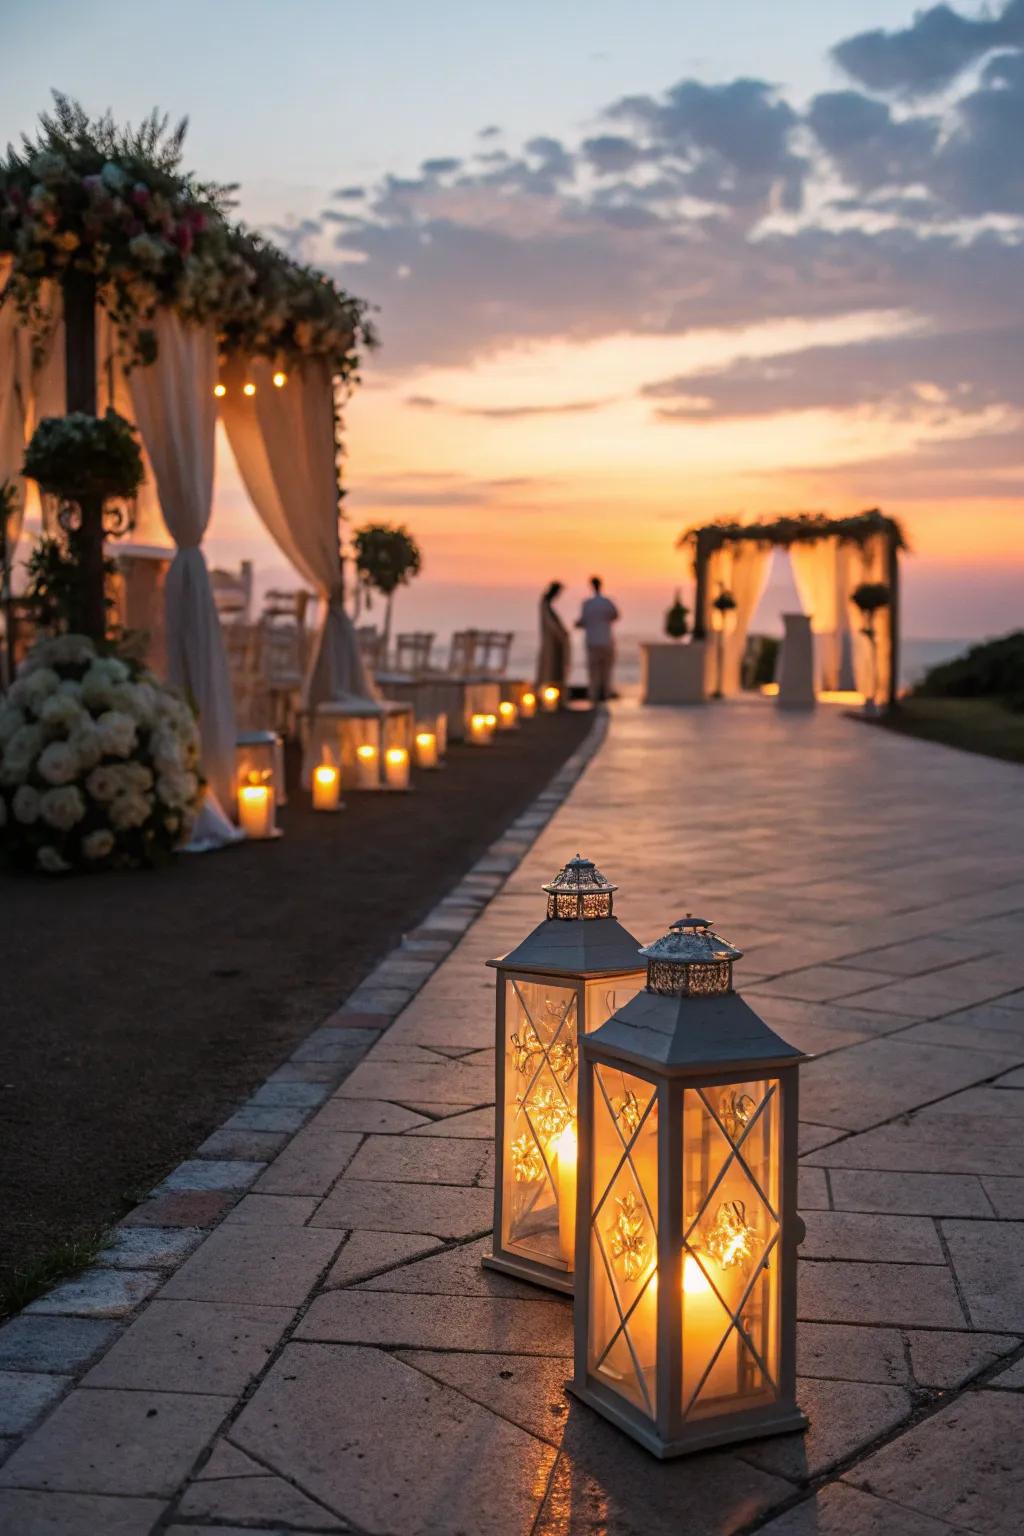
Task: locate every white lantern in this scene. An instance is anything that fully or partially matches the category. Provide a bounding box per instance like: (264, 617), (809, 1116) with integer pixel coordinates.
(484, 855), (646, 1295)
(572, 917), (808, 1458)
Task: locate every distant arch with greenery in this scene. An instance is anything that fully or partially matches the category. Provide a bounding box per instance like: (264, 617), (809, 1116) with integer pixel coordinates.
(680, 509), (906, 709)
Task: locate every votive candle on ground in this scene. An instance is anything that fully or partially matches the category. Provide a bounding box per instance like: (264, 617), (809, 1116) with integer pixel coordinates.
(355, 742), (379, 789)
(541, 686), (560, 712)
(312, 763), (341, 811)
(498, 700), (518, 731)
(469, 712), (494, 745)
(238, 783), (275, 839)
(414, 730), (439, 769)
(520, 691), (537, 719)
(384, 746), (410, 789)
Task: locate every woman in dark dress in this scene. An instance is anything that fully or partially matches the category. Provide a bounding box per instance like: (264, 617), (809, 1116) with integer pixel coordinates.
(537, 580), (570, 697)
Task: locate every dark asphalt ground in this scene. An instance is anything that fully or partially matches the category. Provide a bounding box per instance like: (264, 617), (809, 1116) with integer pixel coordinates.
(0, 708), (593, 1306)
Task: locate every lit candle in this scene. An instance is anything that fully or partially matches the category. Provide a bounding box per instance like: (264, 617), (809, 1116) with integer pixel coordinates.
(520, 691), (537, 719)
(541, 685), (560, 713)
(414, 730), (439, 769)
(469, 712), (493, 745)
(498, 700), (518, 731)
(384, 746), (410, 790)
(355, 742), (379, 789)
(238, 782), (274, 839)
(554, 1122), (578, 1267)
(312, 762), (341, 811)
(682, 1251), (735, 1403)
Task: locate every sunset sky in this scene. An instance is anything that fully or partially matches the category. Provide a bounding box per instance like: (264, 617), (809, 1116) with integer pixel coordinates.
(4, 0), (1023, 640)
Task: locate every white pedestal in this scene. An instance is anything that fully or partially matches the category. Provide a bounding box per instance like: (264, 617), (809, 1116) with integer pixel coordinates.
(640, 641), (707, 705)
(777, 614), (816, 710)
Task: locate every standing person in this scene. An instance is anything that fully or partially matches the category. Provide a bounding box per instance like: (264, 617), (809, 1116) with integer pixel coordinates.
(537, 580), (570, 698)
(576, 576), (619, 703)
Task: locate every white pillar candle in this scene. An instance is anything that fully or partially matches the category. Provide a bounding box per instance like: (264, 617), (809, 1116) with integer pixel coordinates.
(384, 746), (410, 789)
(414, 730), (439, 769)
(554, 1122), (578, 1268)
(355, 742), (379, 789)
(312, 763), (341, 811)
(238, 783), (275, 839)
(498, 700), (518, 731)
(469, 712), (493, 745)
(541, 685), (560, 713)
(520, 691), (537, 719)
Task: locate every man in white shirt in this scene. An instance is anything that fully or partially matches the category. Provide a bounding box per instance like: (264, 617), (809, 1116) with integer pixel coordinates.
(576, 576), (620, 703)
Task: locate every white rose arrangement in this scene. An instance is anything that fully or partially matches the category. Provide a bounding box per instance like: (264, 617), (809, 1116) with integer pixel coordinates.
(0, 634), (203, 873)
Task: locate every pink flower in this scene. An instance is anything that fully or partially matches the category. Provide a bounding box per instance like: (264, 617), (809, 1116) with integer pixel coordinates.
(132, 183), (150, 207)
(173, 223), (194, 255)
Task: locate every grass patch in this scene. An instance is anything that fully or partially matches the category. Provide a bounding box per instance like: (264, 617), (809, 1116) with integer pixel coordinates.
(879, 698), (1024, 766)
(1, 1229), (108, 1321)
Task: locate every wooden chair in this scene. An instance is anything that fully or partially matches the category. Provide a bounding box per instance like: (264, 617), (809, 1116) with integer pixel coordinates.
(480, 630), (514, 677)
(392, 632), (435, 677)
(210, 560), (253, 624)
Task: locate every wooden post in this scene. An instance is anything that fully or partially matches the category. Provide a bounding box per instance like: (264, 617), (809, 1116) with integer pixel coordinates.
(692, 529), (710, 640)
(886, 524), (900, 712)
(62, 270), (107, 641)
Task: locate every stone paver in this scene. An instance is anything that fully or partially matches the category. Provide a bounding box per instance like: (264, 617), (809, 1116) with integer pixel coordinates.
(0, 1372), (68, 1436)
(5, 702), (1023, 1533)
(82, 1298), (292, 1394)
(0, 1316), (120, 1375)
(0, 1491), (166, 1535)
(160, 1224), (341, 1306)
(231, 1342), (558, 1536)
(0, 1388), (228, 1495)
(844, 1390), (1024, 1534)
(941, 1219), (1024, 1330)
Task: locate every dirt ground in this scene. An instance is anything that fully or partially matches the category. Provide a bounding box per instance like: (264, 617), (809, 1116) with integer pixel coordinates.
(0, 708), (593, 1305)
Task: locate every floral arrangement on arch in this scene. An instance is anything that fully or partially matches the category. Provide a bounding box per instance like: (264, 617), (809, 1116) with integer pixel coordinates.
(0, 634), (203, 873)
(0, 95), (375, 379)
(0, 95), (237, 367)
(219, 229), (375, 386)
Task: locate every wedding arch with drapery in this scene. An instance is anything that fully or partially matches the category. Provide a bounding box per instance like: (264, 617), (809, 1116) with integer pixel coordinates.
(219, 353), (380, 708)
(685, 511), (905, 704)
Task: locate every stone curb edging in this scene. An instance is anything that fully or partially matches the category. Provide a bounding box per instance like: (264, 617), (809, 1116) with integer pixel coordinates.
(0, 707), (608, 1449)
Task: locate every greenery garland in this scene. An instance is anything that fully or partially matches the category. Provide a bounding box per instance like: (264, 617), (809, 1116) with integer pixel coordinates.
(23, 409), (144, 504)
(679, 509), (906, 555)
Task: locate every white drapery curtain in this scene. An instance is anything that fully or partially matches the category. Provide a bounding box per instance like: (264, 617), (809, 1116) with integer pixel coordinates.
(790, 540), (857, 692)
(851, 532), (892, 703)
(0, 266), (65, 555)
(220, 354), (378, 709)
(96, 308), (169, 549)
(129, 310), (237, 811)
(705, 542), (772, 695)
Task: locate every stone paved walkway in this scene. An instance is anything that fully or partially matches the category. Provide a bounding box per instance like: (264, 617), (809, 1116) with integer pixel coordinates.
(2, 699), (1024, 1535)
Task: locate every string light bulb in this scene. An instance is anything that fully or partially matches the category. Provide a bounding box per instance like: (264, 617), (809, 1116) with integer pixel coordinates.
(272, 370), (287, 388)
(213, 383), (226, 398)
(242, 381), (257, 397)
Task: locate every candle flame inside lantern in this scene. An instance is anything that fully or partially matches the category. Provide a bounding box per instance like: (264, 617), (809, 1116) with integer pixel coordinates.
(683, 1253), (712, 1294)
(357, 744), (376, 761)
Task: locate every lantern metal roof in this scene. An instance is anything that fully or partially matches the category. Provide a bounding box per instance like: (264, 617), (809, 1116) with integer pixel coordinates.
(490, 853), (645, 978)
(640, 916), (742, 966)
(587, 989), (808, 1074)
(542, 854), (617, 900)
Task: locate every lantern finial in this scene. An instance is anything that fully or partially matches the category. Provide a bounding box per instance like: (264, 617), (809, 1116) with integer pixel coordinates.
(640, 915), (742, 997)
(542, 853), (617, 920)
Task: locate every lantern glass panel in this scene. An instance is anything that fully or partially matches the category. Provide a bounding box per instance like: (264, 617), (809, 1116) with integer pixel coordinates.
(584, 976), (645, 1035)
(589, 1064), (660, 1420)
(681, 1077), (781, 1421)
(501, 978), (579, 1268)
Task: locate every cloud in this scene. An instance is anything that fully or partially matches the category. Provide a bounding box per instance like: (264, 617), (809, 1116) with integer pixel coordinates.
(346, 472), (553, 509)
(833, 0), (1024, 96)
(581, 134), (644, 173)
(421, 157), (462, 176)
(642, 320), (1024, 421)
(808, 91), (939, 193)
(404, 394), (615, 419)
(764, 428), (1024, 500)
